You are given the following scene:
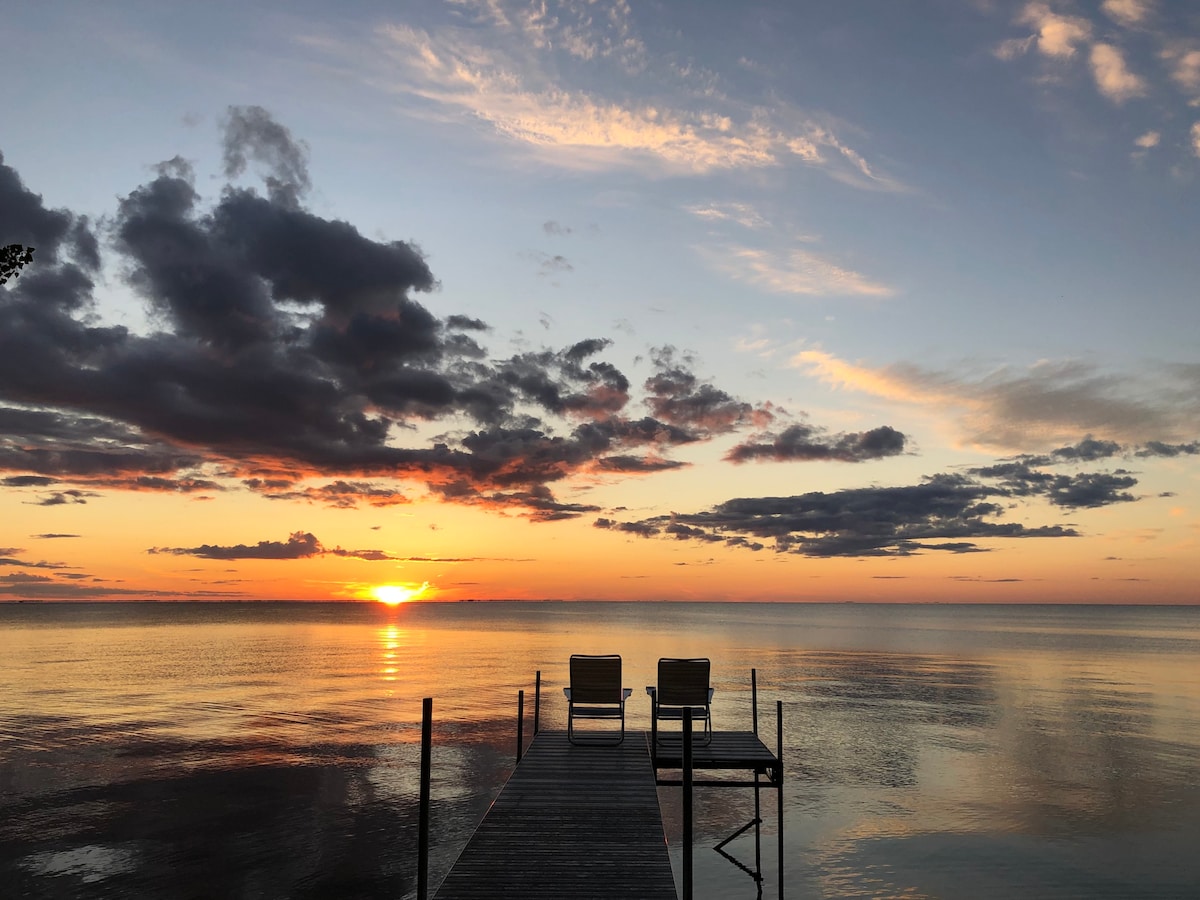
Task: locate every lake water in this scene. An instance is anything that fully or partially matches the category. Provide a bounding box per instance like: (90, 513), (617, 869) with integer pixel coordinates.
(2, 601), (1199, 899)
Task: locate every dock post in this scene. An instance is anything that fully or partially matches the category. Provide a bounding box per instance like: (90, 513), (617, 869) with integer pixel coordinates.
(533, 670), (541, 735)
(752, 668), (758, 735)
(777, 699), (784, 900)
(418, 697), (432, 900)
(682, 707), (694, 900)
(516, 689), (525, 763)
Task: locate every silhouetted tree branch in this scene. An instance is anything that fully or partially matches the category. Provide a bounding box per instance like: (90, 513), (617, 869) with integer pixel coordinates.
(1, 244), (35, 284)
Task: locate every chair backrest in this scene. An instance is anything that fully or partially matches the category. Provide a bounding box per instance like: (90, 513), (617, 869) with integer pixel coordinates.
(569, 654), (623, 703)
(657, 658), (710, 706)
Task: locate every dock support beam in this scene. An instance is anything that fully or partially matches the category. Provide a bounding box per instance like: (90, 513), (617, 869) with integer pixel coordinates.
(516, 689), (525, 763)
(682, 707), (694, 900)
(533, 670), (541, 735)
(752, 668), (758, 735)
(418, 697), (432, 900)
(777, 699), (784, 900)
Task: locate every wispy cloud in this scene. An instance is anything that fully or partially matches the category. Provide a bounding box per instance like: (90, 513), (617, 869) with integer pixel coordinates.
(700, 244), (894, 298)
(792, 350), (1200, 451)
(328, 12), (902, 187)
(685, 202), (768, 230)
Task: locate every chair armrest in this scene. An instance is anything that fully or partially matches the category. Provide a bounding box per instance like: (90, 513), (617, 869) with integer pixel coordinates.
(563, 688), (571, 699)
(622, 688), (633, 700)
(707, 688), (715, 702)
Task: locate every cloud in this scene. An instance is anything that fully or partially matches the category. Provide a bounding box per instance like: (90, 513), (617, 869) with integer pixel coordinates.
(149, 531), (325, 560)
(642, 347), (767, 438)
(1101, 0), (1153, 27)
(966, 462), (1138, 508)
(1135, 440), (1200, 457)
(4, 109), (808, 520)
(685, 202), (768, 230)
(792, 350), (1200, 451)
(221, 105), (312, 205)
(147, 530), (398, 561)
(994, 36), (1036, 61)
(249, 480), (410, 508)
(1134, 130), (1160, 148)
(1192, 122), (1200, 157)
(1015, 2), (1093, 59)
(375, 23), (776, 174)
(1162, 42), (1200, 98)
(726, 424), (907, 464)
(597, 470), (1084, 559)
(0, 553), (72, 570)
(543, 220), (572, 236)
(530, 252), (574, 275)
(698, 244), (894, 298)
(31, 490), (99, 506)
(348, 17), (899, 188)
(1089, 43), (1146, 103)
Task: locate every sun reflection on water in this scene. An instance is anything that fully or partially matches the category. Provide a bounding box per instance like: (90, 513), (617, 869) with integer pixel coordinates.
(377, 623), (408, 683)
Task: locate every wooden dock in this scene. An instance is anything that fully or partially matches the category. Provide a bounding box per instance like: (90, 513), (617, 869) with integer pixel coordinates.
(649, 731), (782, 786)
(434, 731), (678, 899)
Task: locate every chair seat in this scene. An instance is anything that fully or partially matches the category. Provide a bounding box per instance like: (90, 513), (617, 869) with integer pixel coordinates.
(570, 705), (625, 718)
(654, 706), (710, 719)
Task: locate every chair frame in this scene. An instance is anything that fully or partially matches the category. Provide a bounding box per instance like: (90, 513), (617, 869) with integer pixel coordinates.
(647, 657), (714, 746)
(563, 654), (633, 745)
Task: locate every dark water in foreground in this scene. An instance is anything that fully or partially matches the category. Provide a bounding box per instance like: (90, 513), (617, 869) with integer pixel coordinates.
(2, 601), (1199, 899)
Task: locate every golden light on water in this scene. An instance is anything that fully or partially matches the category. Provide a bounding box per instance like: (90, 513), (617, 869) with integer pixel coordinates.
(370, 582), (430, 606)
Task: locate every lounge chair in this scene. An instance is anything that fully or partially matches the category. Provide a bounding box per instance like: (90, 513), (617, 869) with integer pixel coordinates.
(647, 657), (714, 746)
(563, 654), (633, 745)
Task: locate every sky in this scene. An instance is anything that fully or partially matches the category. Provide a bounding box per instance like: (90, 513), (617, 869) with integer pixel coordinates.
(1, 0), (1198, 604)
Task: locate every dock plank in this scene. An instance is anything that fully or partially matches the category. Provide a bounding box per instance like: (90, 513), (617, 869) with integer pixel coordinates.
(434, 731), (678, 900)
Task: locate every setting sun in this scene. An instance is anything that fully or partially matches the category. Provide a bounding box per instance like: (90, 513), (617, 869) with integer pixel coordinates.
(371, 582), (430, 606)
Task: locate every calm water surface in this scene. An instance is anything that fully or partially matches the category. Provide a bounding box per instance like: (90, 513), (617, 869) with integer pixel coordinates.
(2, 601), (1198, 898)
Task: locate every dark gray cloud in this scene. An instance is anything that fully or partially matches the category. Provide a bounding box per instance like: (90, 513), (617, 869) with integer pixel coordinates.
(593, 518), (660, 538)
(1049, 437), (1122, 462)
(1136, 440), (1200, 458)
(30, 490), (98, 506)
(149, 531), (324, 560)
(984, 436), (1198, 475)
(147, 531), (397, 561)
(33, 533), (80, 539)
(643, 347), (763, 437)
(966, 462), (1138, 508)
(253, 480), (409, 509)
(0, 554), (71, 569)
(1, 111), (907, 523)
(221, 105), (312, 206)
(7, 111), (751, 519)
(727, 423), (906, 463)
(2, 475), (57, 487)
(596, 471), (1084, 558)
